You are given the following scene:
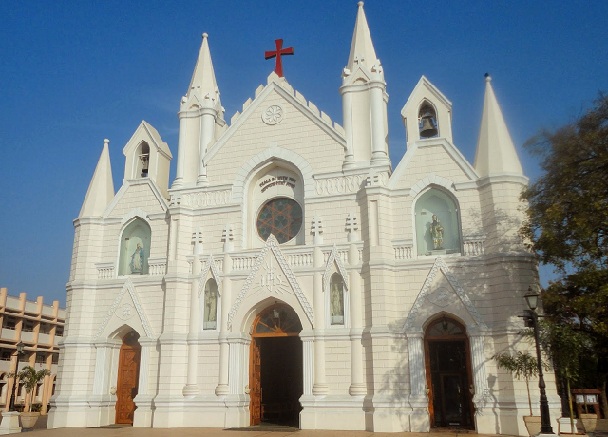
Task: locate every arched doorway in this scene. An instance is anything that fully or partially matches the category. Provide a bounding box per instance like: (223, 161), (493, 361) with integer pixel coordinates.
(425, 316), (474, 429)
(115, 331), (141, 425)
(250, 304), (302, 427)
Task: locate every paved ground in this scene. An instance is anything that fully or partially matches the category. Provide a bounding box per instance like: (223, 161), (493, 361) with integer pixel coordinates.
(10, 416), (518, 437)
(23, 427), (511, 437)
(11, 416), (516, 437)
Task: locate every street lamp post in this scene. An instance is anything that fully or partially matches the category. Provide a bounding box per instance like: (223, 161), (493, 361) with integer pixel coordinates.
(8, 341), (25, 412)
(524, 286), (554, 435)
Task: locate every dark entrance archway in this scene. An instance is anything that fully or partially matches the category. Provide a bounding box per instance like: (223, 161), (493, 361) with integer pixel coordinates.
(250, 304), (303, 427)
(115, 331), (141, 425)
(425, 316), (474, 429)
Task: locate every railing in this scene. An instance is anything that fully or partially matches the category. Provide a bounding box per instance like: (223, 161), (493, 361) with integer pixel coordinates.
(96, 263), (115, 279)
(232, 256), (256, 271)
(147, 258), (167, 276)
(463, 239), (485, 256)
(393, 245), (413, 260)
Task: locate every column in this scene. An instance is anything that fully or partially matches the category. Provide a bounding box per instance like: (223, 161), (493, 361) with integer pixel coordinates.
(134, 337), (156, 427)
(349, 243), (365, 396)
(407, 331), (430, 432)
(216, 253), (232, 396)
(183, 252), (201, 397)
(370, 83), (388, 165)
(341, 91), (354, 167)
(312, 246), (328, 395)
(172, 112), (188, 188)
(469, 333), (488, 408)
(197, 108), (215, 185)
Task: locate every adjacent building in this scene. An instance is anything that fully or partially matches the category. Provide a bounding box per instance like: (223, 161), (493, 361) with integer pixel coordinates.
(0, 288), (64, 414)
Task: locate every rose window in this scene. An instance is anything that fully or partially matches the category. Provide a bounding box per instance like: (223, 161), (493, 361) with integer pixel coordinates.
(256, 197), (303, 243)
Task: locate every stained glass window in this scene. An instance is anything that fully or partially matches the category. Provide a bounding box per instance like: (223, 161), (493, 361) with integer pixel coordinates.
(256, 197), (303, 244)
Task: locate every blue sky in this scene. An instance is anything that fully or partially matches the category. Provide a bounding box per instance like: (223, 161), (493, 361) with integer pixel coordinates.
(1, 1), (607, 306)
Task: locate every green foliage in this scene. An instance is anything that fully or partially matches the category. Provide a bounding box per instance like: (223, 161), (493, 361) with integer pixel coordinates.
(494, 351), (545, 415)
(521, 93), (608, 416)
(16, 366), (51, 413)
(521, 93), (608, 274)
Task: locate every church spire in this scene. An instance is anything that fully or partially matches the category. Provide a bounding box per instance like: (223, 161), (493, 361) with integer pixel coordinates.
(79, 139), (114, 218)
(346, 1), (379, 73)
(174, 33), (226, 189)
(186, 33), (222, 112)
(474, 74), (523, 178)
(340, 2), (389, 169)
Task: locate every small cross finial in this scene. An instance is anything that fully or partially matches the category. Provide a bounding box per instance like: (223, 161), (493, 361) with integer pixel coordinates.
(265, 39), (294, 77)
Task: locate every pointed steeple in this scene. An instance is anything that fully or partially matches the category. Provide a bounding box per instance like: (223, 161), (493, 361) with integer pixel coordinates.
(186, 33), (222, 112)
(346, 2), (379, 73)
(474, 74), (523, 178)
(79, 139), (115, 217)
(340, 2), (389, 169)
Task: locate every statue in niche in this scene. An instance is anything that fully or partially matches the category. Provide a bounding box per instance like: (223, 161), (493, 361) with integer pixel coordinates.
(430, 215), (444, 250)
(330, 280), (344, 324)
(129, 243), (144, 274)
(204, 286), (218, 326)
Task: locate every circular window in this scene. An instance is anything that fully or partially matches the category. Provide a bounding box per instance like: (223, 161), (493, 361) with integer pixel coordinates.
(256, 197), (303, 244)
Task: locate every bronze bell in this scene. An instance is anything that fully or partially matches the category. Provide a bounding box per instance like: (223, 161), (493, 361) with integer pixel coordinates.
(419, 113), (438, 138)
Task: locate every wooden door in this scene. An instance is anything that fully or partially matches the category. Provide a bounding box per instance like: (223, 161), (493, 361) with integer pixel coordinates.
(425, 318), (474, 429)
(250, 338), (262, 425)
(115, 337), (141, 425)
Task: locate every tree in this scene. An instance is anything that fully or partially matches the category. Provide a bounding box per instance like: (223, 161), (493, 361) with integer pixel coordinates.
(16, 366), (50, 413)
(521, 93), (608, 416)
(494, 351), (543, 415)
(535, 321), (591, 430)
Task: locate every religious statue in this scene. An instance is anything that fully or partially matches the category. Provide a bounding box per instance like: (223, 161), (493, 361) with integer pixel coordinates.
(204, 285), (218, 327)
(129, 243), (144, 274)
(429, 215), (444, 250)
(330, 280), (344, 324)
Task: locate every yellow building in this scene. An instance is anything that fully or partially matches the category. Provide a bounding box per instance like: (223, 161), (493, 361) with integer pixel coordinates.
(0, 288), (64, 414)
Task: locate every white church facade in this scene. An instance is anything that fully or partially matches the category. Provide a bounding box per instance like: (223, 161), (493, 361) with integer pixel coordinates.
(48, 3), (559, 434)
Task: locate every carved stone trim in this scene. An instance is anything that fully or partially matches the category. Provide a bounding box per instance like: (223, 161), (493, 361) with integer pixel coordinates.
(404, 257), (487, 332)
(314, 174), (365, 196)
(261, 105), (284, 125)
(227, 235), (313, 330)
(322, 244), (350, 293)
(95, 279), (155, 339)
(198, 254), (223, 297)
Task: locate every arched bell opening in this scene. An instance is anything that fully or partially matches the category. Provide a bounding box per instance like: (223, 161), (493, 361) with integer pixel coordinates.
(424, 315), (474, 430)
(418, 101), (439, 139)
(136, 142), (150, 178)
(249, 303), (302, 427)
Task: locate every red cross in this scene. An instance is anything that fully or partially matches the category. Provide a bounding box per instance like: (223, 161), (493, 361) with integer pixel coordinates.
(265, 39), (294, 78)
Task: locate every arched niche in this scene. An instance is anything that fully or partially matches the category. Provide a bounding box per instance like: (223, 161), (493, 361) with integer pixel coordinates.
(202, 278), (219, 330)
(118, 218), (151, 275)
(414, 187), (462, 256)
(329, 273), (345, 326)
(247, 162), (305, 248)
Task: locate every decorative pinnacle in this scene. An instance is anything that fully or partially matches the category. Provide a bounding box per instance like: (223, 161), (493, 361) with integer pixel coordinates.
(484, 72), (492, 82)
(103, 138), (109, 146)
(202, 32), (208, 39)
(358, 1), (364, 6)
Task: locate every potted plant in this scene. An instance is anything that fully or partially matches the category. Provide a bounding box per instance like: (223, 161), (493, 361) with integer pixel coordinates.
(494, 351), (545, 436)
(16, 366), (50, 429)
